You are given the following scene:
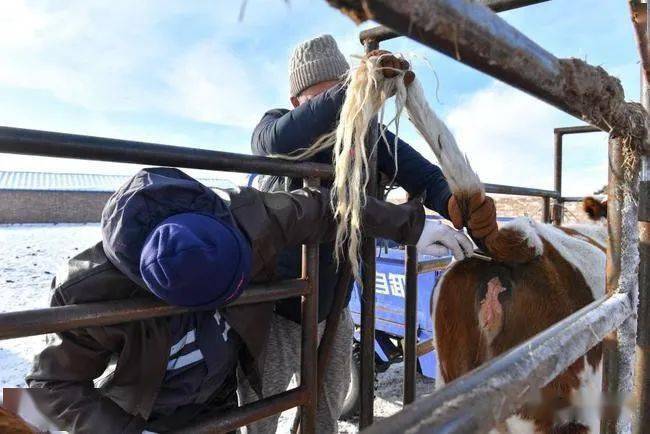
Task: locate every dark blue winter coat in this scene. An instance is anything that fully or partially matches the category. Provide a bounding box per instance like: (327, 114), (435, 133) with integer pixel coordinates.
(251, 83), (452, 323)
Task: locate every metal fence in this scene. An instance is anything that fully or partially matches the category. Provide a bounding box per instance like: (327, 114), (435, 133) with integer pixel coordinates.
(0, 1), (647, 433)
(323, 0), (648, 433)
(0, 126), (333, 433)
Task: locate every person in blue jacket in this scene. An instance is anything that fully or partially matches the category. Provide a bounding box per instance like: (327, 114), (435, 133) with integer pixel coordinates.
(242, 34), (498, 433)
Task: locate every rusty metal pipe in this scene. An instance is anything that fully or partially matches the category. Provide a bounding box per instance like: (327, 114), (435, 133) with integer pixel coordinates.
(484, 183), (558, 198)
(482, 0), (550, 12)
(358, 0), (551, 44)
(600, 138), (624, 434)
(359, 37), (380, 430)
(333, 0), (645, 139)
(561, 196), (588, 203)
(542, 196), (551, 223)
(554, 125), (601, 135)
(174, 387), (306, 433)
(299, 178), (321, 434)
(601, 133), (638, 433)
(403, 244), (418, 405)
(0, 279), (308, 340)
(633, 14), (650, 427)
(0, 126), (333, 180)
(553, 132), (564, 225)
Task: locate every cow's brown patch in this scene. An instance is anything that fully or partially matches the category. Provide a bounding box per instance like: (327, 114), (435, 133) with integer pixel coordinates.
(486, 225), (539, 264)
(435, 236), (603, 432)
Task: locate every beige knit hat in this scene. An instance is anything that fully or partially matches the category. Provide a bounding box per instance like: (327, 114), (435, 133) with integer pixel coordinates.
(289, 34), (350, 97)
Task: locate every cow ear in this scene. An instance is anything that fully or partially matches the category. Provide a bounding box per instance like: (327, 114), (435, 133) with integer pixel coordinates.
(583, 196), (607, 221)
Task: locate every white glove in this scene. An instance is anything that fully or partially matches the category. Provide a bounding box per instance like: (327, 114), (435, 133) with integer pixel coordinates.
(416, 219), (474, 260)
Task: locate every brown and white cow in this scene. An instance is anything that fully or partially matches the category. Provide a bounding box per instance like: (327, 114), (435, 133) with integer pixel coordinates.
(432, 198), (607, 433)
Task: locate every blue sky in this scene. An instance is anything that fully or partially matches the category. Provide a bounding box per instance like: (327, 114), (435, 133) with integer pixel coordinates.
(0, 1), (640, 195)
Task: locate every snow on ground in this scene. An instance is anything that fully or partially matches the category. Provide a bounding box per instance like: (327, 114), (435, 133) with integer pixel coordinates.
(0, 224), (434, 432)
(0, 223), (102, 396)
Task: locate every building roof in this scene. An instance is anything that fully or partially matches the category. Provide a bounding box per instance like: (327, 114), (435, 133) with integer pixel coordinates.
(0, 171), (235, 192)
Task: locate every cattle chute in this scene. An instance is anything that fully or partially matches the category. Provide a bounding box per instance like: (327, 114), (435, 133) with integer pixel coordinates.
(321, 0), (650, 433)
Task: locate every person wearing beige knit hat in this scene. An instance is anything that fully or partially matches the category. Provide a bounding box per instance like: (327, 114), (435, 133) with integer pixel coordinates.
(288, 34), (415, 108)
(242, 34), (487, 434)
(288, 34), (349, 106)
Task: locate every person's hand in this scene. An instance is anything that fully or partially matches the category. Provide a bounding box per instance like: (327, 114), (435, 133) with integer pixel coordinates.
(448, 193), (498, 243)
(365, 49), (415, 86)
(416, 219), (474, 260)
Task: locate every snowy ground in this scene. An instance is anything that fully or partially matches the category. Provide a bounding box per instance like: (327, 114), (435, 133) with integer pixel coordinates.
(0, 224), (434, 432)
(0, 224), (102, 394)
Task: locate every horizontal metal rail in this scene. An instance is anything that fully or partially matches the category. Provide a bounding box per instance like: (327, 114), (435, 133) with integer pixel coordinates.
(554, 125), (602, 135)
(175, 387), (306, 433)
(482, 0), (550, 12)
(339, 0), (643, 138)
(484, 183), (558, 198)
(0, 126), (560, 200)
(0, 279), (307, 340)
(562, 196), (588, 203)
(0, 126), (333, 180)
(358, 0), (551, 44)
(364, 292), (633, 434)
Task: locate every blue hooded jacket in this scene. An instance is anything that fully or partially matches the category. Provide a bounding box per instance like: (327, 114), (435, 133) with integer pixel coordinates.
(251, 82), (452, 323)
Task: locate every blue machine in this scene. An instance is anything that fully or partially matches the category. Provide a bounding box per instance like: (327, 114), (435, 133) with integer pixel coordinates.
(348, 238), (448, 379)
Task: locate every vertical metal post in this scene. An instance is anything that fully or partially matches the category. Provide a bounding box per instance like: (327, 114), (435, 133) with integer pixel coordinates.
(635, 142), (650, 433)
(542, 196), (550, 223)
(300, 177), (320, 434)
(601, 136), (625, 434)
(553, 131), (563, 225)
(601, 134), (638, 434)
(403, 244), (418, 405)
(633, 54), (650, 432)
(359, 37), (379, 430)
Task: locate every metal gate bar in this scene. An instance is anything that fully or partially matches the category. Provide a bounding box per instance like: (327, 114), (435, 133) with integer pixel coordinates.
(0, 126), (333, 180)
(176, 388), (306, 433)
(0, 128), (330, 433)
(338, 0), (640, 135)
(600, 123), (643, 433)
(357, 0), (551, 44)
(403, 244), (418, 406)
(0, 280), (307, 340)
(484, 183), (556, 197)
(359, 36), (380, 429)
(634, 2), (650, 427)
(552, 125), (601, 225)
(300, 178), (321, 433)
